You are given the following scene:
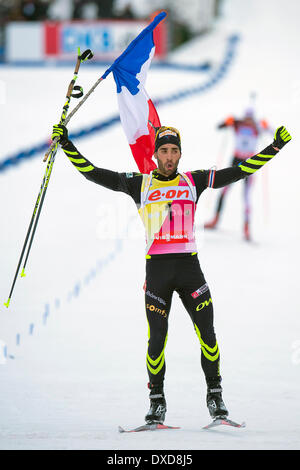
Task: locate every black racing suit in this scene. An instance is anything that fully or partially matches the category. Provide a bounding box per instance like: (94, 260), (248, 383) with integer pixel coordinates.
(60, 138), (278, 386)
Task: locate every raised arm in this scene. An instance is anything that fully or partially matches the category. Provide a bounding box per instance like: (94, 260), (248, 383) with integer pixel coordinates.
(51, 124), (142, 200)
(217, 115), (235, 129)
(209, 126), (292, 189)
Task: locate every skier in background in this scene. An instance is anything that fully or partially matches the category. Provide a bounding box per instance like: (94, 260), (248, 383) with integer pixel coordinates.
(205, 108), (273, 240)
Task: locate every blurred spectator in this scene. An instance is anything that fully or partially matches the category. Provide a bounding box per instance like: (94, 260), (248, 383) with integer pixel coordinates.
(0, 0), (21, 21)
(96, 0), (115, 18)
(0, 0), (13, 21)
(172, 20), (193, 48)
(72, 0), (83, 19)
(0, 0), (53, 21)
(117, 2), (135, 19)
(72, 0), (116, 19)
(81, 2), (99, 19)
(20, 0), (52, 20)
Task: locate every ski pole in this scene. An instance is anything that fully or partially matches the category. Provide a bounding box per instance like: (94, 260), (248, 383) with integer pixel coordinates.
(43, 74), (104, 162)
(20, 146), (57, 279)
(43, 48), (93, 162)
(20, 48), (94, 278)
(4, 48), (93, 308)
(3, 153), (56, 308)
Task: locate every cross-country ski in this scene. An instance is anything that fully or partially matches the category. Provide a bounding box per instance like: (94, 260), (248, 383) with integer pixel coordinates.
(118, 424), (180, 433)
(203, 418), (246, 430)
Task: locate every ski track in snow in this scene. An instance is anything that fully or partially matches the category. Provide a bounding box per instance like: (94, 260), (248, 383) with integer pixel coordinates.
(0, 0), (300, 451)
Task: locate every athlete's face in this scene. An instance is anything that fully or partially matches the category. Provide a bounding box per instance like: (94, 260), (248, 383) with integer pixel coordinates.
(154, 144), (181, 177)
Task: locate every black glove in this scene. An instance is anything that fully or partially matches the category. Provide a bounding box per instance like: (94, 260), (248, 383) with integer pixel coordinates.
(273, 126), (291, 149)
(52, 124), (69, 147)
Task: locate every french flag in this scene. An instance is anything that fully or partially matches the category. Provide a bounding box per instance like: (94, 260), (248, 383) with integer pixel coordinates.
(101, 12), (167, 174)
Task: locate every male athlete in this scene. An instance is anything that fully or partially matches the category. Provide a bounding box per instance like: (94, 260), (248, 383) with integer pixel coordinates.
(52, 123), (291, 425)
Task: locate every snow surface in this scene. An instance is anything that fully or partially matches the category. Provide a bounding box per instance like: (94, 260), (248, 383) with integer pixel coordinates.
(0, 0), (300, 451)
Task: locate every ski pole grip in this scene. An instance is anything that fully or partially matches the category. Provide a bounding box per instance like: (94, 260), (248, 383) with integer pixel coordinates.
(43, 49), (95, 162)
(79, 49), (94, 61)
(71, 85), (84, 98)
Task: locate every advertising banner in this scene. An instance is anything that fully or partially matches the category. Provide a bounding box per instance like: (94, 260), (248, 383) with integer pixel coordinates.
(5, 19), (167, 63)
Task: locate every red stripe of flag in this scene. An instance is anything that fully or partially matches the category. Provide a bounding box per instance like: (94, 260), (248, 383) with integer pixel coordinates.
(130, 98), (160, 174)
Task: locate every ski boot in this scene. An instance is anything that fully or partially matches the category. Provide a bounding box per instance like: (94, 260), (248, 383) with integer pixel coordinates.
(244, 221), (251, 241)
(145, 382), (167, 424)
(206, 377), (228, 419)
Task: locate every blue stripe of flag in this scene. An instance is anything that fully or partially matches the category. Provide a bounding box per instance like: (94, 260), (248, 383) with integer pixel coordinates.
(101, 12), (167, 95)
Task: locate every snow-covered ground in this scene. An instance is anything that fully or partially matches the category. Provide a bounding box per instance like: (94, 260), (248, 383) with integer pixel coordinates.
(0, 0), (299, 451)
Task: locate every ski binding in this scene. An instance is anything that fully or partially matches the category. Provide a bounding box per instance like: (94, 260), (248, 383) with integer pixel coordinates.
(118, 423), (180, 433)
(203, 417), (246, 430)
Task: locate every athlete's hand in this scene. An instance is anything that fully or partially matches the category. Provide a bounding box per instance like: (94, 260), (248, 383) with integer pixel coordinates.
(273, 126), (291, 150)
(52, 124), (69, 146)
